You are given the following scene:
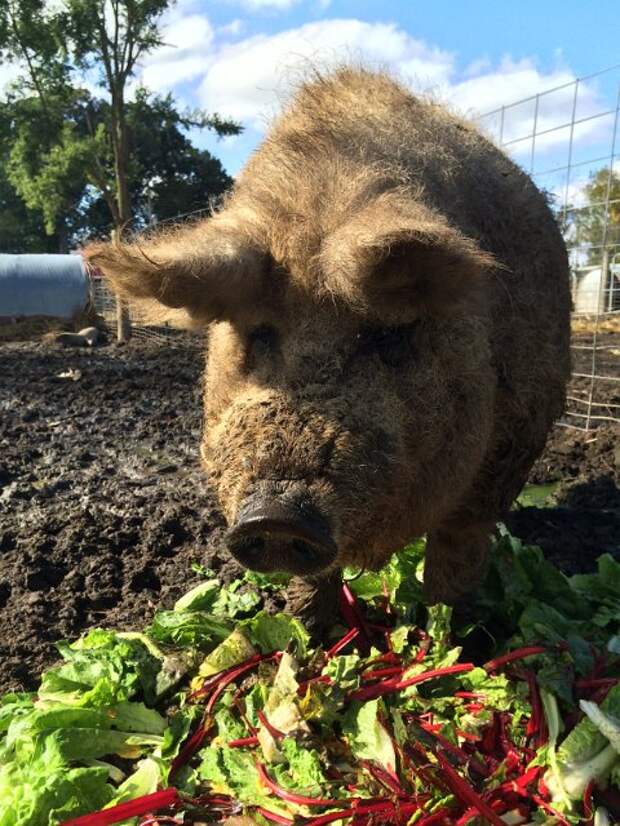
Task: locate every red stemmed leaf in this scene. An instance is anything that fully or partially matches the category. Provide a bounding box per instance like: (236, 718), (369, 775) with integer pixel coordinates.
(171, 652), (280, 779)
(417, 720), (488, 777)
(484, 646), (546, 672)
(325, 627), (360, 659)
(60, 788), (180, 826)
(255, 806), (295, 824)
(257, 762), (350, 808)
(304, 800), (420, 826)
(339, 583), (371, 654)
(228, 735), (260, 748)
(530, 794), (572, 825)
(361, 666), (404, 682)
(169, 713), (211, 780)
(435, 751), (506, 826)
(257, 709), (286, 740)
(206, 653), (279, 714)
(360, 759), (405, 796)
(349, 663), (474, 702)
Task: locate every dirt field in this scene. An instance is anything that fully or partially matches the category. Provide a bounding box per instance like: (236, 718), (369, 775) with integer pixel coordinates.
(0, 336), (619, 692)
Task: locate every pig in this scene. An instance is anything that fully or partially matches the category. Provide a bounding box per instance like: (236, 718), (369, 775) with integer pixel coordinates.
(86, 68), (571, 608)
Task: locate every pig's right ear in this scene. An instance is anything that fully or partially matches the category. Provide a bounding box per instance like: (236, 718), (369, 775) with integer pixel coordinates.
(320, 195), (498, 322)
(84, 220), (269, 324)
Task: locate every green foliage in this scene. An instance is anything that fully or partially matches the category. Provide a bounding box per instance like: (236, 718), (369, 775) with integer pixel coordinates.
(0, 0), (240, 248)
(561, 167), (620, 265)
(240, 611), (311, 658)
(3, 534), (620, 823)
(147, 610), (232, 650)
(0, 741), (112, 826)
(343, 698), (396, 771)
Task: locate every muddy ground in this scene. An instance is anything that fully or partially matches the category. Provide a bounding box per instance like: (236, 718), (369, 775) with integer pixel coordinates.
(0, 336), (619, 692)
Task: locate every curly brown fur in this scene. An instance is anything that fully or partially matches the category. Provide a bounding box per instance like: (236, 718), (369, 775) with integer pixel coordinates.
(87, 68), (571, 604)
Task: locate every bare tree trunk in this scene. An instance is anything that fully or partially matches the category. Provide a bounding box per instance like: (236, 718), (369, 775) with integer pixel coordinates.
(111, 89), (132, 343)
(111, 227), (131, 342)
(115, 297), (131, 343)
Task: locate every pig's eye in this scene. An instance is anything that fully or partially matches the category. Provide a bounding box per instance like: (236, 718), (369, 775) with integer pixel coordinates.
(245, 324), (279, 369)
(356, 325), (414, 367)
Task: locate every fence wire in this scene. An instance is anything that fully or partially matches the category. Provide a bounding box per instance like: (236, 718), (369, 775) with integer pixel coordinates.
(477, 63), (620, 430)
(89, 273), (203, 347)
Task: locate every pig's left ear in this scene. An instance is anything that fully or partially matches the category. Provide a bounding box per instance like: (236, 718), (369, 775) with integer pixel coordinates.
(320, 197), (498, 321)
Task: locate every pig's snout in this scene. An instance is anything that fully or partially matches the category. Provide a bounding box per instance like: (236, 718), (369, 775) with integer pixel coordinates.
(225, 498), (336, 576)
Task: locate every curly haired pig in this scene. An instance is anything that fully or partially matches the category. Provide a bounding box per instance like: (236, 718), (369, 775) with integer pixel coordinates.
(87, 68), (571, 609)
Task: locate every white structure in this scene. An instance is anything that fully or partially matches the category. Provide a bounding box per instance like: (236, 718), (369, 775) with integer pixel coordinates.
(0, 254), (89, 319)
(572, 263), (620, 315)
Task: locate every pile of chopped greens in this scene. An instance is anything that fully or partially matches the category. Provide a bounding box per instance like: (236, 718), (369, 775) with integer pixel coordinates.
(3, 528), (620, 826)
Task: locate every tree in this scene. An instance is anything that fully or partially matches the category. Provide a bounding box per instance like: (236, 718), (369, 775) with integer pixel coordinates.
(564, 167), (620, 265)
(0, 0), (240, 337)
(0, 95), (62, 253)
(0, 0), (240, 240)
(101, 88), (236, 231)
(0, 89), (104, 249)
(0, 164), (61, 254)
(0, 88), (236, 247)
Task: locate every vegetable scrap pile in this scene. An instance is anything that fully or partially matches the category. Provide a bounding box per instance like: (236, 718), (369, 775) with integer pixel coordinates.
(3, 531), (620, 826)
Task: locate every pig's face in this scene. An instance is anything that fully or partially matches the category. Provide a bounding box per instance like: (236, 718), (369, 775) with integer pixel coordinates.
(200, 265), (495, 577)
(202, 303), (415, 576)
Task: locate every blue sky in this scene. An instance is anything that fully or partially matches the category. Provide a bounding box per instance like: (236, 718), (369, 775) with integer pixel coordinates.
(2, 0), (617, 202)
(126, 0), (620, 189)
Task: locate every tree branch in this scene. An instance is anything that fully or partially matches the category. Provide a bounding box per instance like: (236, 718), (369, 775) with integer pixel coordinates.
(6, 1), (52, 126)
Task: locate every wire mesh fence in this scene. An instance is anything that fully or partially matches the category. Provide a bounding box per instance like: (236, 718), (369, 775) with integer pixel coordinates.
(90, 272), (203, 347)
(477, 63), (620, 430)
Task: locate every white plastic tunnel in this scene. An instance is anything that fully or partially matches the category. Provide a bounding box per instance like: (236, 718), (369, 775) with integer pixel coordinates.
(0, 254), (90, 319)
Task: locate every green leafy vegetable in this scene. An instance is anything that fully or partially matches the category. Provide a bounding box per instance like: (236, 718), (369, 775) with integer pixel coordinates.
(2, 531), (620, 825)
(241, 611), (310, 657)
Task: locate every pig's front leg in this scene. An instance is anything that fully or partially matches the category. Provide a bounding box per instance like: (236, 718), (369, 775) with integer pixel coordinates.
(423, 520), (494, 605)
(284, 572), (341, 637)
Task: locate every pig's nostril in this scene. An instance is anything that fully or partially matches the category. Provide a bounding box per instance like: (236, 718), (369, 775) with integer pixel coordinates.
(225, 500), (336, 576)
(233, 536), (265, 564)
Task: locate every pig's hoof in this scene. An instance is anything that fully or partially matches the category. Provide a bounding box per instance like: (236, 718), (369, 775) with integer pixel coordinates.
(284, 573), (341, 639)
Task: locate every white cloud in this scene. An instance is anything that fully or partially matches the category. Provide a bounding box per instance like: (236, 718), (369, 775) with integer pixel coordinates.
(465, 57), (607, 174)
(242, 0), (299, 8)
(462, 57), (492, 78)
(133, 10), (614, 182)
(450, 57), (577, 124)
(198, 19), (454, 128)
(142, 56), (209, 90)
(160, 14), (215, 55)
(139, 13), (215, 91)
(217, 19), (245, 37)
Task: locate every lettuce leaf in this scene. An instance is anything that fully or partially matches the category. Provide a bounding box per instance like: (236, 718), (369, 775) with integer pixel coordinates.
(174, 579), (221, 612)
(241, 611), (310, 658)
(0, 739), (112, 826)
(148, 610), (231, 650)
(343, 699), (396, 773)
(547, 684), (620, 804)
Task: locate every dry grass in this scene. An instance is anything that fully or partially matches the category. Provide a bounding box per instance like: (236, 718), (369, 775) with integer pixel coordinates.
(571, 314), (620, 334)
(0, 303), (104, 343)
(0, 316), (68, 342)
